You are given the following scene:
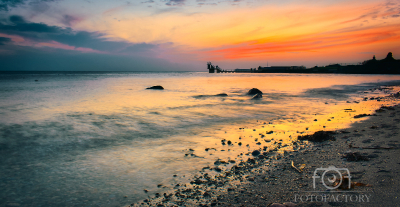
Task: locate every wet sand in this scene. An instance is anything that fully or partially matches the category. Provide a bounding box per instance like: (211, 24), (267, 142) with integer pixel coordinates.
(130, 89), (400, 207)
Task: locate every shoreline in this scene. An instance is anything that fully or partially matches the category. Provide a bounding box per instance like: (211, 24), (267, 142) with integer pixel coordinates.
(215, 103), (400, 207)
(131, 88), (400, 207)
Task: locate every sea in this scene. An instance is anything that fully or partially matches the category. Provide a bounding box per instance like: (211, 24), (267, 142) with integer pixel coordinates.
(1, 71), (400, 207)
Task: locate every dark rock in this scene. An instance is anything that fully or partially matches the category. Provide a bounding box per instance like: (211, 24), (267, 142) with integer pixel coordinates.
(283, 202), (296, 207)
(298, 131), (336, 142)
(34, 80), (38, 82)
(266, 131), (274, 134)
(146, 85), (164, 90)
(342, 151), (369, 161)
(227, 140), (232, 145)
(367, 154), (379, 158)
(238, 142), (242, 146)
(251, 150), (261, 156)
(362, 138), (374, 143)
(269, 203), (285, 207)
(354, 114), (371, 118)
(215, 93), (228, 97)
(247, 88), (263, 95)
(214, 167), (222, 172)
(247, 158), (256, 164)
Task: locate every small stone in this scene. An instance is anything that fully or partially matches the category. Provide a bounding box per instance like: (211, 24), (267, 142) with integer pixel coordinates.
(251, 150), (260, 156)
(283, 202), (296, 207)
(270, 203), (285, 207)
(247, 88), (263, 95)
(146, 85), (164, 90)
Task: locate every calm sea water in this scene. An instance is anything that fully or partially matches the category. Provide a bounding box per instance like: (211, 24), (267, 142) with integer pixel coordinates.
(1, 72), (400, 206)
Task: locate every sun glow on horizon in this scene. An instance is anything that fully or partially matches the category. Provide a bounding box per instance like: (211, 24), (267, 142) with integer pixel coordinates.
(1, 0), (400, 69)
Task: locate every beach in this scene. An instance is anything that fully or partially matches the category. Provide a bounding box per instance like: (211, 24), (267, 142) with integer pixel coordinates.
(1, 72), (400, 207)
(132, 88), (400, 207)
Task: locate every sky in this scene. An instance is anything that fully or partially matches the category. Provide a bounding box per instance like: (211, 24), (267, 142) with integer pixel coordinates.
(0, 0), (399, 71)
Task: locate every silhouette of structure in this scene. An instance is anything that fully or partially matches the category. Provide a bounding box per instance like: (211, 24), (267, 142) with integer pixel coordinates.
(207, 52), (400, 74)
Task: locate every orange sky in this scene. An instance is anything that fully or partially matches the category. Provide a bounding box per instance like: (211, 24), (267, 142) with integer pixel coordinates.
(1, 0), (400, 70)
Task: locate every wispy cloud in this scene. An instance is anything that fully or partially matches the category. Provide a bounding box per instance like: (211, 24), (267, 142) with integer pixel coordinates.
(166, 0), (186, 6)
(0, 15), (163, 55)
(0, 0), (56, 11)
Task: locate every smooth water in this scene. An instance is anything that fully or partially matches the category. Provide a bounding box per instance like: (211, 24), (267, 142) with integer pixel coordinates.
(1, 72), (400, 206)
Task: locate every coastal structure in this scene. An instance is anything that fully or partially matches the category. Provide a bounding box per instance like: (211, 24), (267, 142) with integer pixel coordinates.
(257, 66), (306, 73)
(207, 52), (400, 74)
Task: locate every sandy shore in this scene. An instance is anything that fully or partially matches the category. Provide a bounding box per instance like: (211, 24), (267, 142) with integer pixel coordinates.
(132, 88), (400, 207)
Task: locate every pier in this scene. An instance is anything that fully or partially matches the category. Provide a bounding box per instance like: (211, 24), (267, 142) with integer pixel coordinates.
(207, 62), (255, 73)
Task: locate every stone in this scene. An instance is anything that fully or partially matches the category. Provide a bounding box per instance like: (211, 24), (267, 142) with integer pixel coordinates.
(146, 85), (164, 90)
(297, 131), (336, 142)
(251, 150), (260, 156)
(342, 151), (369, 161)
(270, 203), (286, 207)
(247, 88), (263, 95)
(283, 202), (297, 207)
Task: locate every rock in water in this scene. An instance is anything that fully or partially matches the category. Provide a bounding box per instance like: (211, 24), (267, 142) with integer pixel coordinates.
(247, 88), (263, 95)
(214, 93), (228, 97)
(252, 93), (262, 99)
(146, 85), (164, 90)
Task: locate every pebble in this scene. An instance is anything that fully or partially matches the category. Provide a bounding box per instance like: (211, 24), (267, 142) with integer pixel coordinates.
(251, 150), (260, 156)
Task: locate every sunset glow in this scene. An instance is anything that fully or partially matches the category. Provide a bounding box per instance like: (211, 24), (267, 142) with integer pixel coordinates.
(0, 0), (399, 70)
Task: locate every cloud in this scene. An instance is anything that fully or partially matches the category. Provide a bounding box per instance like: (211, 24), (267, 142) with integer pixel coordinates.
(166, 0), (185, 6)
(0, 36), (11, 45)
(121, 43), (157, 53)
(0, 0), (24, 11)
(59, 15), (82, 27)
(0, 15), (60, 34)
(0, 15), (130, 52)
(0, 0), (55, 11)
(0, 15), (188, 71)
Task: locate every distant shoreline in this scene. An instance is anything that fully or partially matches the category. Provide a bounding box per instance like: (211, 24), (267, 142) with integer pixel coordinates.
(208, 52), (400, 74)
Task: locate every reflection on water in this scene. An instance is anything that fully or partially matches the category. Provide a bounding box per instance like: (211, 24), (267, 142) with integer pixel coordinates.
(0, 72), (400, 206)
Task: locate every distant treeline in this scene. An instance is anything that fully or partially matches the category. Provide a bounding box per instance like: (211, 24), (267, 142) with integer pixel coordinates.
(258, 52), (400, 74)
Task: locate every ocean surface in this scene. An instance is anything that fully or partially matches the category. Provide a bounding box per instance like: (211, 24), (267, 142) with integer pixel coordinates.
(1, 72), (400, 207)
